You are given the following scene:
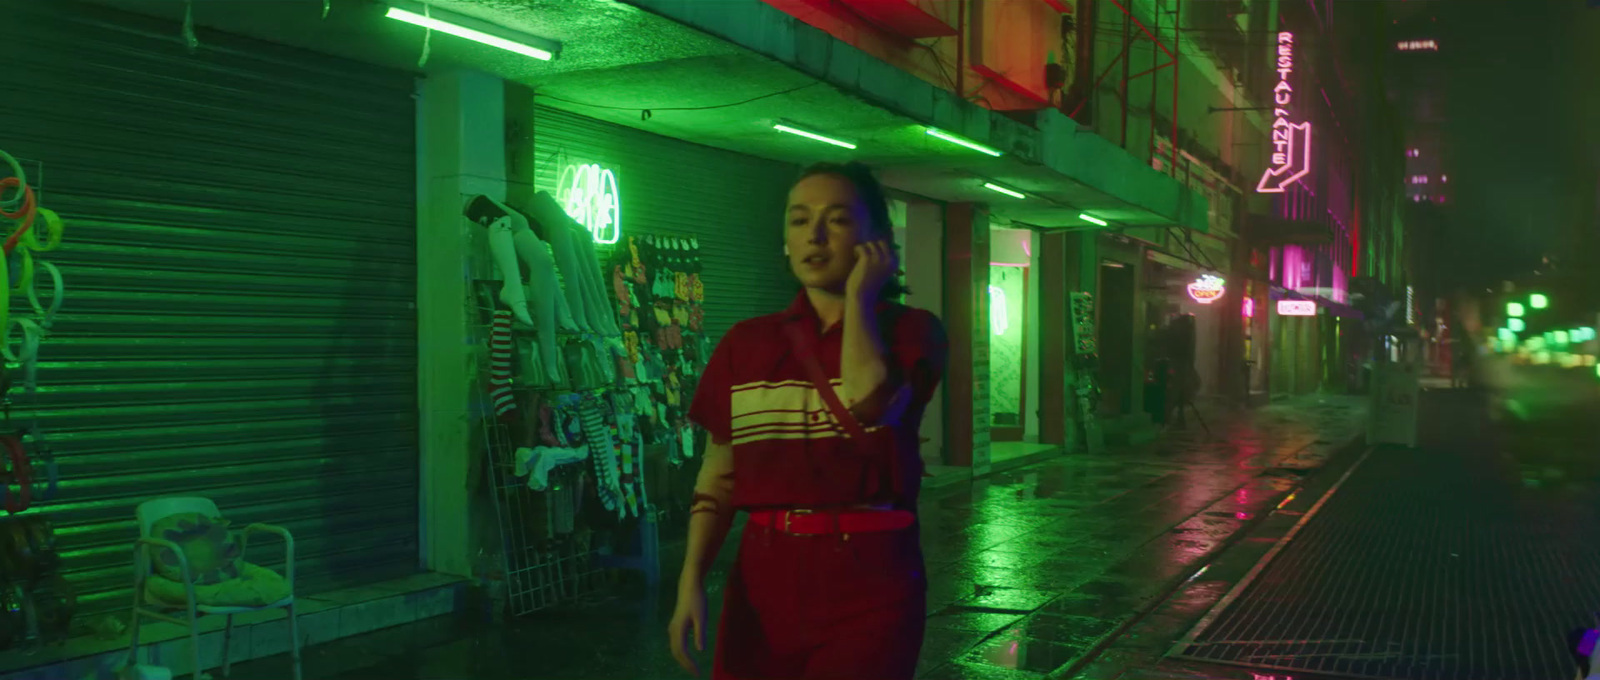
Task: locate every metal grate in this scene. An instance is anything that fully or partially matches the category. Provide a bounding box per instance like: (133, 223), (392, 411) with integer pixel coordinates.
(1173, 436), (1600, 679)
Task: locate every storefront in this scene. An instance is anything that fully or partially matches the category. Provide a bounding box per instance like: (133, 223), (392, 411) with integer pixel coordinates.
(0, 0), (422, 635)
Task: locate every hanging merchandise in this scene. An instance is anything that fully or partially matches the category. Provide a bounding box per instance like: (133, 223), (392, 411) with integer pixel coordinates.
(609, 234), (710, 467)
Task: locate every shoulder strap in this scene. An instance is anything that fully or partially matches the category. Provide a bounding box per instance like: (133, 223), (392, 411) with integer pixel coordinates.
(782, 323), (870, 441)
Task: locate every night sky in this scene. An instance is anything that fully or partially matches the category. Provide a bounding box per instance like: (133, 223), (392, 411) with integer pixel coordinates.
(1434, 0), (1597, 291)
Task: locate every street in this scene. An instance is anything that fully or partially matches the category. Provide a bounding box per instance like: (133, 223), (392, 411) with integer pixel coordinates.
(226, 395), (1367, 680)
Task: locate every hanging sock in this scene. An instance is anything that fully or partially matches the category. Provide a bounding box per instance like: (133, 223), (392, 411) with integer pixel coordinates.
(487, 311), (517, 422)
(579, 398), (622, 515)
(525, 192), (607, 334)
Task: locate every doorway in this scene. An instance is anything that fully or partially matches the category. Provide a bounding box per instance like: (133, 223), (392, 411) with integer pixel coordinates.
(989, 264), (1029, 441)
(1098, 260), (1137, 415)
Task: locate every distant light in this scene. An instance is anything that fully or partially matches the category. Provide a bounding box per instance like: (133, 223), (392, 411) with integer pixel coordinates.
(1508, 318), (1526, 332)
(1396, 39), (1439, 51)
(385, 2), (557, 61)
(1556, 331), (1571, 345)
(925, 128), (1003, 157)
(773, 123), (857, 150)
(1242, 297), (1255, 318)
(1078, 213), (1109, 227)
(1582, 327), (1597, 341)
(983, 182), (1026, 200)
(1278, 300), (1317, 316)
(987, 285), (1008, 336)
(1507, 302), (1525, 318)
(1530, 293), (1549, 309)
(1498, 328), (1515, 343)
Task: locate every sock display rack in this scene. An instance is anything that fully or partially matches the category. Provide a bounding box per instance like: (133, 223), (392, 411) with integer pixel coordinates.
(466, 191), (709, 616)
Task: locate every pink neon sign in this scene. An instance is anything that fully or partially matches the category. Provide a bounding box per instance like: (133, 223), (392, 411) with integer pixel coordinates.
(1242, 297), (1255, 318)
(1277, 300), (1316, 316)
(1187, 275), (1225, 304)
(1257, 32), (1312, 193)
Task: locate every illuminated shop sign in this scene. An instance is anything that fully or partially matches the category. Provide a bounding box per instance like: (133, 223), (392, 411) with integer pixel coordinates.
(1277, 300), (1317, 316)
(1186, 275), (1226, 304)
(1396, 40), (1438, 51)
(557, 163), (622, 244)
(1256, 32), (1312, 194)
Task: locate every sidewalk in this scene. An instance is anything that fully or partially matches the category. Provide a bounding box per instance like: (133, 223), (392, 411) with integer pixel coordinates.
(226, 393), (1367, 680)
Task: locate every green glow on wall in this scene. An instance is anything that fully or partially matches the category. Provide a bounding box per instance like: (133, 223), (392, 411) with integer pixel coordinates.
(988, 285), (1008, 336)
(557, 163), (621, 245)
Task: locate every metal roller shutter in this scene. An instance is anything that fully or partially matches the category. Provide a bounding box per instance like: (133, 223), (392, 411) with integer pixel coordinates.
(529, 106), (799, 341)
(0, 1), (419, 627)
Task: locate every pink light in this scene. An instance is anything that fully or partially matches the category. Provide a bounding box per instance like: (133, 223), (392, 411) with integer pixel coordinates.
(1256, 33), (1313, 193)
(1022, 239), (1032, 257)
(1278, 300), (1316, 316)
(1396, 39), (1438, 51)
(1243, 297), (1255, 318)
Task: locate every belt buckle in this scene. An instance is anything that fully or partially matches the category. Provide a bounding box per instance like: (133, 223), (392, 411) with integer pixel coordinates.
(783, 509), (813, 535)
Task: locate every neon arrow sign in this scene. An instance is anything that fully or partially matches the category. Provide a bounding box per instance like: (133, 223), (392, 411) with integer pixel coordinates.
(1257, 32), (1313, 193)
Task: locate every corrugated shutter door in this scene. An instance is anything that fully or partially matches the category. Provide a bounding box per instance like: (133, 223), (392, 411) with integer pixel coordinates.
(530, 106), (799, 340)
(0, 1), (420, 626)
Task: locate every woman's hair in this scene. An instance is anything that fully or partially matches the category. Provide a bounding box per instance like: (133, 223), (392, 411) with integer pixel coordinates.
(795, 161), (908, 301)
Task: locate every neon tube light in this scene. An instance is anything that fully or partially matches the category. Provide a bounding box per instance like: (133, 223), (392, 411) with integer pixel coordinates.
(1078, 213), (1109, 227)
(385, 2), (558, 61)
(983, 183), (1026, 200)
(1242, 297), (1255, 318)
(1186, 275), (1225, 304)
(987, 285), (1009, 336)
(773, 123), (857, 149)
(1257, 32), (1313, 193)
(556, 163), (621, 245)
(926, 128), (1003, 157)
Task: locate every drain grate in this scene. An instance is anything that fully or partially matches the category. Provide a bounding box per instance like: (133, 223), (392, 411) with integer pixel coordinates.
(1173, 443), (1600, 680)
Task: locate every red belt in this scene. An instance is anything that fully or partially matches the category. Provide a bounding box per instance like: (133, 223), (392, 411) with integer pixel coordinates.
(748, 508), (915, 536)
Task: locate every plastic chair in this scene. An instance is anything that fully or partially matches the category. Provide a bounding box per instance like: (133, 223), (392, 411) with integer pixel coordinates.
(127, 497), (301, 680)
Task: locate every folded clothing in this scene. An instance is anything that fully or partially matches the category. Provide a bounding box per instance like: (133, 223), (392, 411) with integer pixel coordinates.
(144, 561), (292, 609)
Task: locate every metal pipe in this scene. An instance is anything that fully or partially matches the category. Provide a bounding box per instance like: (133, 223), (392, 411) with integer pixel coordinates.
(956, 0), (966, 99)
(1126, 62), (1174, 81)
(1103, 0), (1175, 58)
(1070, 13), (1134, 120)
(1171, 0), (1181, 175)
(1120, 8), (1131, 148)
(1149, 3), (1160, 165)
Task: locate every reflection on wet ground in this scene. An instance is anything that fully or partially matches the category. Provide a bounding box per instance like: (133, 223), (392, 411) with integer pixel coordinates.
(227, 394), (1367, 680)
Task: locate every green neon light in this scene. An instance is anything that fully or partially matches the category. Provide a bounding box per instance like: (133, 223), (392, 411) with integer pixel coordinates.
(983, 182), (1026, 200)
(1582, 327), (1596, 341)
(1530, 293), (1549, 309)
(1507, 302), (1525, 318)
(385, 5), (555, 61)
(1556, 330), (1570, 345)
(1497, 328), (1514, 343)
(773, 123), (857, 150)
(1079, 213), (1109, 227)
(1508, 318), (1525, 332)
(925, 128), (1003, 157)
(557, 163), (622, 245)
(988, 285), (1008, 336)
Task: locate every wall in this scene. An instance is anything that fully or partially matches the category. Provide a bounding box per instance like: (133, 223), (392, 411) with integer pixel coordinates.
(897, 199), (947, 464)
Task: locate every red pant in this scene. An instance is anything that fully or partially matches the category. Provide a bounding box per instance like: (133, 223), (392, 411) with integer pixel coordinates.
(712, 521), (926, 680)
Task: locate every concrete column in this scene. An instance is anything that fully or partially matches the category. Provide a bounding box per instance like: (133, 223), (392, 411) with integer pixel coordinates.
(416, 69), (506, 577)
(943, 202), (990, 474)
(902, 201), (946, 467)
(1037, 232), (1070, 447)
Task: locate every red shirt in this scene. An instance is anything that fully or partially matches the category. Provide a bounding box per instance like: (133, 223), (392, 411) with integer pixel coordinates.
(688, 292), (947, 510)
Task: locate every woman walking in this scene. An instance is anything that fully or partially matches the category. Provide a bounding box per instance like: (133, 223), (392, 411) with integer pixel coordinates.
(667, 162), (947, 679)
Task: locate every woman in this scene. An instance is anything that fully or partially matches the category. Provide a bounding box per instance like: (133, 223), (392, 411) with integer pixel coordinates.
(667, 162), (947, 679)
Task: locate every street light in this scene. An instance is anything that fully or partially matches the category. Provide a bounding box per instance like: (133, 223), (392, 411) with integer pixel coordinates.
(1508, 318), (1526, 332)
(1507, 302), (1525, 318)
(1530, 293), (1549, 310)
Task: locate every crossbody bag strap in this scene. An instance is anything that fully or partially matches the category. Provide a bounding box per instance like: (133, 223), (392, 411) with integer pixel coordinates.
(781, 323), (871, 441)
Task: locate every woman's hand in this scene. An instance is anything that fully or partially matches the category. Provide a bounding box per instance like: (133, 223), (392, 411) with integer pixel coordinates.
(668, 580), (709, 676)
(845, 239), (897, 302)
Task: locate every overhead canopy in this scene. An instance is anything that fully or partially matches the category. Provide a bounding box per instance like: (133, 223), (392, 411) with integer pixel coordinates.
(89, 0), (1210, 233)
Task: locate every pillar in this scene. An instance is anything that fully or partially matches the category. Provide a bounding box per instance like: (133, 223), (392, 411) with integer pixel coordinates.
(1038, 232), (1070, 447)
(416, 69), (506, 576)
(943, 202), (990, 473)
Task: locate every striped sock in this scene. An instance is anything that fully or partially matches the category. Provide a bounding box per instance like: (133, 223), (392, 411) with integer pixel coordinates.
(489, 311), (517, 421)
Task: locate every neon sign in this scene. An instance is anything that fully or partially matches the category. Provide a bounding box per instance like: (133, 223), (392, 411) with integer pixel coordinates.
(1186, 275), (1226, 304)
(1277, 300), (1316, 316)
(1242, 297), (1255, 318)
(556, 163), (621, 244)
(1256, 32), (1312, 193)
(987, 285), (1008, 336)
(1396, 39), (1438, 51)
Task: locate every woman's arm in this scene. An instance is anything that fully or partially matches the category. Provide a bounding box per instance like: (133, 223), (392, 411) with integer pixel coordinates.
(678, 439), (736, 589)
(840, 298), (910, 425)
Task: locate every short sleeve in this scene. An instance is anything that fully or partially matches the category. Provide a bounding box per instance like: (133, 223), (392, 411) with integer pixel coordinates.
(892, 308), (947, 407)
(688, 331), (738, 445)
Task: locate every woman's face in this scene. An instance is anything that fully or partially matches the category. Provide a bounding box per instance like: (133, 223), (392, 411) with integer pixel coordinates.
(785, 173), (873, 292)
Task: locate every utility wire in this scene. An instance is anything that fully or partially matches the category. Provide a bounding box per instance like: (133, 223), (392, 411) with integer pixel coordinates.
(535, 82), (823, 120)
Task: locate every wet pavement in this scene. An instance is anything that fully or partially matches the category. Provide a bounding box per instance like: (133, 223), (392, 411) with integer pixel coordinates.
(1084, 364), (1600, 680)
(226, 394), (1368, 680)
